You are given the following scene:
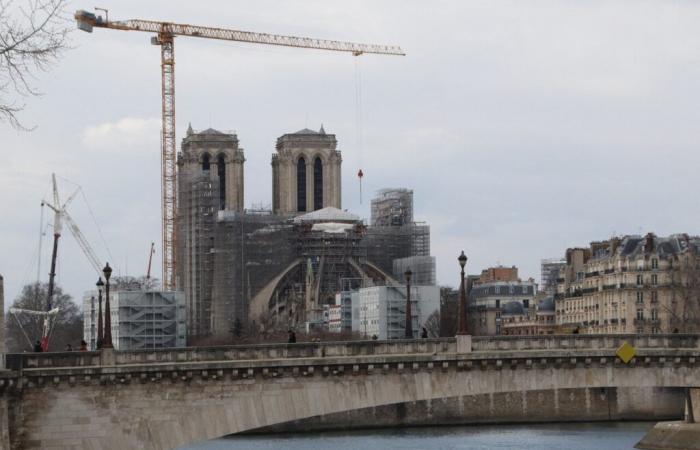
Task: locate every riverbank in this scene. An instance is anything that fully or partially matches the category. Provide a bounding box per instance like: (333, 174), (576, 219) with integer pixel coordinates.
(636, 421), (700, 450)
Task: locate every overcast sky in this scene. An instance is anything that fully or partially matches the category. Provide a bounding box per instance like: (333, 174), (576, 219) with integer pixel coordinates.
(2, 0), (700, 307)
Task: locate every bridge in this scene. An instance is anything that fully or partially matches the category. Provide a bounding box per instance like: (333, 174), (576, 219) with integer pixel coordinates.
(0, 334), (699, 449)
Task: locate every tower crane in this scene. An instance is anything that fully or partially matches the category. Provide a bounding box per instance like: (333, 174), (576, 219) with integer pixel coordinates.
(75, 9), (404, 291)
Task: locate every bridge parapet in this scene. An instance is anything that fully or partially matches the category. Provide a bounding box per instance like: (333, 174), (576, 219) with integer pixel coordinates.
(471, 334), (700, 352)
(5, 334), (699, 371)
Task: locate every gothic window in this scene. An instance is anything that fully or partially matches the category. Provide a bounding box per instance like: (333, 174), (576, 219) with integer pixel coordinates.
(297, 157), (306, 212)
(314, 157), (323, 211)
(217, 155), (226, 210)
(202, 153), (211, 171)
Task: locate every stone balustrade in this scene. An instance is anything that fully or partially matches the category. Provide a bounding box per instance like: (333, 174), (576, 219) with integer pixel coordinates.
(4, 334), (699, 372)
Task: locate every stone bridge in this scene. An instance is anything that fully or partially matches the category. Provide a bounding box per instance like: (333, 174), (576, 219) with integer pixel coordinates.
(1, 334), (699, 449)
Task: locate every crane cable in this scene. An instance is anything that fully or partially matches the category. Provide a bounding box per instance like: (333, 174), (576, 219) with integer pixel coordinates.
(354, 56), (364, 204)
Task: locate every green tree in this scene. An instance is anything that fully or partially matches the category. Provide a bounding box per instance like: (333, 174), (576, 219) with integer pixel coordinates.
(5, 282), (83, 352)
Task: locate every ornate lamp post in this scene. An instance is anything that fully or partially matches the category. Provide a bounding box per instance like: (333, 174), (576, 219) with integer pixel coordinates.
(96, 278), (104, 349)
(102, 263), (114, 349)
(404, 268), (413, 339)
(457, 251), (469, 335)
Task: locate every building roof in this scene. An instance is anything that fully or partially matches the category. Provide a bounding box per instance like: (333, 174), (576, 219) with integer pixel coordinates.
(293, 207), (360, 224)
(199, 127), (224, 135)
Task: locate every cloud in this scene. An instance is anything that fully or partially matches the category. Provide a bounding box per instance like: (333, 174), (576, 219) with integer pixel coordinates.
(81, 117), (161, 150)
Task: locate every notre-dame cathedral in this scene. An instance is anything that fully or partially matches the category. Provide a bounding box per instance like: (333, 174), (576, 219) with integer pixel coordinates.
(177, 125), (430, 340)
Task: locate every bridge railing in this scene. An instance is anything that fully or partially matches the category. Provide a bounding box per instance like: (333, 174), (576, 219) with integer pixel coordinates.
(470, 334), (700, 352)
(4, 334), (699, 370)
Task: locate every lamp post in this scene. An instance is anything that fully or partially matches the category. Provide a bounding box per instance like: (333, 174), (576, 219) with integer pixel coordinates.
(96, 278), (104, 349)
(404, 268), (413, 339)
(457, 251), (469, 335)
(102, 263), (113, 349)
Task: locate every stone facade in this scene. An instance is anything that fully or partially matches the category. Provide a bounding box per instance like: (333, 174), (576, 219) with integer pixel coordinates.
(271, 127), (341, 215)
(555, 233), (700, 334)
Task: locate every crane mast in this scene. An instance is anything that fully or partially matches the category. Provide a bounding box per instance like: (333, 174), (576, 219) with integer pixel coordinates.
(75, 10), (404, 290)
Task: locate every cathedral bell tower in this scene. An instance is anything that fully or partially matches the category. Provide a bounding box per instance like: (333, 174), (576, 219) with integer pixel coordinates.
(179, 124), (245, 211)
(271, 125), (341, 215)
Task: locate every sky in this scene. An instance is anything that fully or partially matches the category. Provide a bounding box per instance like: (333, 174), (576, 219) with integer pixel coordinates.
(2, 0), (700, 308)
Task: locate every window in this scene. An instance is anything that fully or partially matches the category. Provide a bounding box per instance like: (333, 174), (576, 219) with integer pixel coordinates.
(637, 274), (643, 286)
(523, 299), (529, 309)
(651, 309), (658, 320)
(651, 258), (658, 269)
(495, 299), (500, 309)
(202, 153), (211, 171)
(651, 274), (658, 286)
(636, 309), (644, 320)
(651, 291), (658, 303)
(297, 157), (306, 212)
(217, 154), (226, 210)
(313, 157), (323, 211)
(636, 291), (644, 304)
(495, 286), (500, 294)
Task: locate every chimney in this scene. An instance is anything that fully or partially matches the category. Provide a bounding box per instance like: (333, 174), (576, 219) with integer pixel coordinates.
(645, 233), (654, 253)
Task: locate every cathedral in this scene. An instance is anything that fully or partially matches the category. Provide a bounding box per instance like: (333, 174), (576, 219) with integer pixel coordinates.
(177, 125), (430, 339)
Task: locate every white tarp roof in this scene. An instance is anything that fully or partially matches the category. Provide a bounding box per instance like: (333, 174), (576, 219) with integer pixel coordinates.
(293, 207), (360, 224)
(311, 222), (355, 234)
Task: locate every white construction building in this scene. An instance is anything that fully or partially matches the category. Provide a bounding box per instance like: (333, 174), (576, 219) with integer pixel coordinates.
(353, 285), (439, 340)
(83, 290), (186, 350)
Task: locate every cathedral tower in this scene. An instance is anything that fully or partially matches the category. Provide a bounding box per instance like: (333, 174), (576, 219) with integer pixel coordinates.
(179, 124), (245, 211)
(271, 126), (341, 215)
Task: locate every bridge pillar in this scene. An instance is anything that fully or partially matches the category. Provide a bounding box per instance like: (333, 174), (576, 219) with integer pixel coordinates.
(456, 334), (472, 353)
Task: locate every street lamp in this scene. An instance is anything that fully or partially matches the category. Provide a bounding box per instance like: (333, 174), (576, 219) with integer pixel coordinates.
(457, 251), (469, 335)
(102, 263), (113, 349)
(405, 268), (413, 339)
(96, 278), (104, 349)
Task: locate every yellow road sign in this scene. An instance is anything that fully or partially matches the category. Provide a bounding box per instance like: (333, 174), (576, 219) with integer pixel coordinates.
(616, 341), (636, 364)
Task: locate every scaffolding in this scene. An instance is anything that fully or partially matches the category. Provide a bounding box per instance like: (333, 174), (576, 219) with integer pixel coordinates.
(371, 188), (414, 226)
(393, 255), (436, 286)
(83, 290), (186, 350)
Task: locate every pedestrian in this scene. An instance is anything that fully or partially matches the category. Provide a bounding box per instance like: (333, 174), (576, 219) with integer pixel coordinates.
(421, 327), (428, 339)
(65, 343), (73, 352)
(288, 330), (296, 343)
(33, 340), (42, 352)
(79, 340), (88, 351)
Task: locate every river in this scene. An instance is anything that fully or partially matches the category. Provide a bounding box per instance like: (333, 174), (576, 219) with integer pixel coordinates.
(180, 422), (653, 449)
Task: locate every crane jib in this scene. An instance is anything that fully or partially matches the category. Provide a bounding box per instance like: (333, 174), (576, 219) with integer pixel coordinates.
(74, 11), (405, 56)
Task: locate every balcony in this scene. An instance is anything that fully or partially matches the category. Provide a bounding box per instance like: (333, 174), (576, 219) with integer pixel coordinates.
(604, 268), (615, 274)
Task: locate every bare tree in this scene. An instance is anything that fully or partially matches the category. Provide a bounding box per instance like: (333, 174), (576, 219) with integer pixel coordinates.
(667, 252), (700, 333)
(5, 282), (82, 352)
(111, 275), (161, 292)
(0, 0), (69, 128)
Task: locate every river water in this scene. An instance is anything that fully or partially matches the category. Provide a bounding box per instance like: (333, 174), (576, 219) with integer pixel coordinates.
(180, 422), (653, 450)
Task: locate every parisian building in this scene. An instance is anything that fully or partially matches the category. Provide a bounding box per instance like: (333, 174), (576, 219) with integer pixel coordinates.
(467, 266), (539, 335)
(555, 233), (700, 334)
